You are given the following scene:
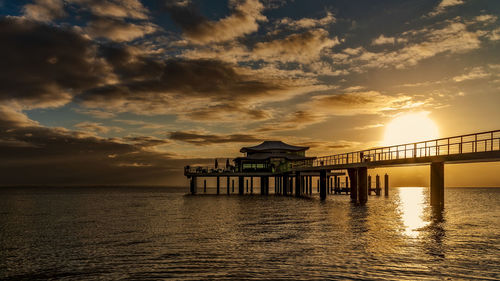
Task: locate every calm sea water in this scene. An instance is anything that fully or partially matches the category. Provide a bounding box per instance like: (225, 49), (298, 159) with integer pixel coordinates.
(0, 186), (499, 280)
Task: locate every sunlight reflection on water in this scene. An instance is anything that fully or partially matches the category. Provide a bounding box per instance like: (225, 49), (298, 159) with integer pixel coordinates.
(398, 187), (429, 238)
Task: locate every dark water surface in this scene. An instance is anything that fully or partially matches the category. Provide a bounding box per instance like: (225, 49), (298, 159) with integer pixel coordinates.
(0, 186), (499, 280)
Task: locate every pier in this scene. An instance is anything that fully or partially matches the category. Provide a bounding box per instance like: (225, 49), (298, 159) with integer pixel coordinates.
(185, 130), (500, 206)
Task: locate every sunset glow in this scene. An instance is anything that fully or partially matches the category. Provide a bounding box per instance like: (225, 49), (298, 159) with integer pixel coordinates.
(383, 112), (439, 146)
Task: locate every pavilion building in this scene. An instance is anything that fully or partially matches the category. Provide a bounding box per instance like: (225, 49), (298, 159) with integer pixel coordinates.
(234, 141), (316, 173)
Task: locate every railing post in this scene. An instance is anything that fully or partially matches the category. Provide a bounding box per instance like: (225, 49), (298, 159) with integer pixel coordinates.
(475, 134), (477, 152)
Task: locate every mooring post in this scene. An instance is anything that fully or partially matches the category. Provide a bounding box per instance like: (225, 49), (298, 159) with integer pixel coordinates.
(216, 176), (220, 195)
(320, 170), (327, 200)
(232, 179), (235, 193)
(375, 175), (381, 196)
(204, 179), (207, 193)
(348, 169), (357, 203)
(295, 172), (301, 197)
(430, 162), (444, 206)
(239, 176), (244, 195)
(368, 175), (372, 195)
(384, 174), (389, 196)
(190, 176), (197, 195)
(227, 177), (230, 195)
(358, 167), (368, 205)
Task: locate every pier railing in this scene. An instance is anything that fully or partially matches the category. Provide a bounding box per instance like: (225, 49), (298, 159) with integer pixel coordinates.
(310, 130), (500, 167)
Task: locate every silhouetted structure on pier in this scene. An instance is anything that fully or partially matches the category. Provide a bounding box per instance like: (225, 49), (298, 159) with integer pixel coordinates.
(185, 130), (500, 206)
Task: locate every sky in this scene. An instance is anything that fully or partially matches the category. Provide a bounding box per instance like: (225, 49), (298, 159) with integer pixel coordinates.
(0, 0), (499, 186)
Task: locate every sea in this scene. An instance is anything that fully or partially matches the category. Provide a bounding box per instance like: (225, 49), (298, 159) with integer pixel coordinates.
(0, 186), (499, 280)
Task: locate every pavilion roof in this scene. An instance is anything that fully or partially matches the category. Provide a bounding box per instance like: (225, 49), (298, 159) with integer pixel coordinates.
(240, 141), (309, 153)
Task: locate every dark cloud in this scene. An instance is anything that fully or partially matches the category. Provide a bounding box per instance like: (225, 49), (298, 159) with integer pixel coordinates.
(0, 17), (108, 108)
(77, 55), (284, 114)
(0, 108), (182, 185)
(164, 0), (266, 44)
(85, 17), (157, 42)
(169, 131), (261, 145)
(23, 0), (66, 22)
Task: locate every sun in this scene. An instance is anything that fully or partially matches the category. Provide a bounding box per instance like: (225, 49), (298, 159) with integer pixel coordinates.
(383, 112), (439, 146)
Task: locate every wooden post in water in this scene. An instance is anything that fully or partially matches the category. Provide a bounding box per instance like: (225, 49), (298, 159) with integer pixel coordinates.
(232, 179), (235, 193)
(204, 179), (207, 193)
(334, 175), (338, 194)
(384, 174), (389, 196)
(345, 176), (349, 194)
(375, 175), (381, 196)
(358, 167), (368, 205)
(216, 176), (220, 195)
(320, 170), (327, 200)
(227, 177), (230, 195)
(246, 179), (249, 193)
(430, 162), (444, 206)
(317, 179), (319, 192)
(326, 176), (330, 194)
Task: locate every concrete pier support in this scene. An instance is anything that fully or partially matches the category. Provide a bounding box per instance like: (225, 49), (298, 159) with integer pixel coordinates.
(358, 167), (368, 205)
(204, 179), (206, 193)
(295, 172), (301, 197)
(348, 169), (357, 203)
(320, 170), (327, 200)
(375, 175), (381, 196)
(239, 176), (244, 195)
(227, 177), (230, 195)
(430, 162), (444, 206)
(190, 176), (197, 195)
(384, 174), (389, 196)
(216, 176), (220, 195)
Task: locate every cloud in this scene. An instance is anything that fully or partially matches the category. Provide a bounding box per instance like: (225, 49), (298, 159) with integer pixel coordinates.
(0, 18), (109, 109)
(307, 91), (424, 116)
(169, 131), (261, 145)
(256, 110), (325, 132)
(23, 0), (66, 22)
(338, 19), (484, 70)
(123, 136), (171, 147)
(74, 121), (123, 134)
(76, 109), (116, 119)
(371, 34), (395, 45)
(165, 0), (266, 44)
(428, 0), (464, 16)
(253, 29), (339, 63)
(453, 66), (490, 82)
(70, 0), (149, 20)
(277, 12), (335, 30)
(85, 17), (157, 42)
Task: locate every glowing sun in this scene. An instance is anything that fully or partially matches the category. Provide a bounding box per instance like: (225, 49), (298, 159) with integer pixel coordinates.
(383, 112), (439, 146)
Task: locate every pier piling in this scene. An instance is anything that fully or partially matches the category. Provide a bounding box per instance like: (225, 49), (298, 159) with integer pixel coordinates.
(348, 169), (357, 203)
(204, 179), (206, 193)
(320, 170), (327, 200)
(227, 177), (230, 195)
(216, 176), (220, 195)
(190, 176), (197, 195)
(358, 167), (368, 205)
(239, 176), (244, 195)
(430, 162), (444, 206)
(375, 175), (381, 196)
